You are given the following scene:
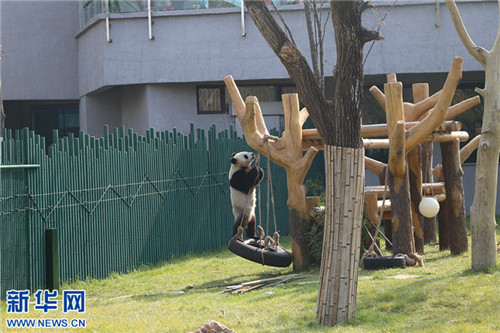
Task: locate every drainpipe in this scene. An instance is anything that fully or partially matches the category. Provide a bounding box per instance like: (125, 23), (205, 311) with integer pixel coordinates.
(105, 0), (112, 42)
(148, 0), (154, 40)
(241, 0), (246, 37)
(436, 0), (440, 28)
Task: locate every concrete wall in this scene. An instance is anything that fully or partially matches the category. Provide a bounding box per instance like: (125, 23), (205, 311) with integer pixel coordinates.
(80, 88), (122, 136)
(1, 0), (79, 100)
(76, 1), (497, 96)
(80, 83), (234, 137)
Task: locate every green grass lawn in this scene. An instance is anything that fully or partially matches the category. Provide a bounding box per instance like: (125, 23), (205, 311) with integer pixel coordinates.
(2, 229), (499, 332)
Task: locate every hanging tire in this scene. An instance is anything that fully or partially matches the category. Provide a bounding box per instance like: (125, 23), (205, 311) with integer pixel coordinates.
(227, 238), (293, 268)
(363, 256), (406, 270)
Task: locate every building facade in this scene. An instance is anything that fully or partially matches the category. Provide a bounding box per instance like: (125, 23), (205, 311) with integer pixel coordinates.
(1, 0), (498, 212)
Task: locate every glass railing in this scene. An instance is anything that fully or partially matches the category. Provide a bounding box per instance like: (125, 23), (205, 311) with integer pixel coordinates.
(81, 0), (302, 26)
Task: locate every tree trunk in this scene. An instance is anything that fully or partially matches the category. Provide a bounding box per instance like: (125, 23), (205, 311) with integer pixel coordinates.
(421, 141), (437, 244)
(435, 170), (450, 251)
(243, 0), (382, 325)
(385, 80), (416, 256)
(446, 0), (498, 270)
(411, 83), (437, 245)
(470, 59), (499, 269)
(384, 220), (393, 251)
(317, 146), (364, 325)
(408, 146), (425, 254)
(441, 139), (468, 254)
(388, 124), (415, 255)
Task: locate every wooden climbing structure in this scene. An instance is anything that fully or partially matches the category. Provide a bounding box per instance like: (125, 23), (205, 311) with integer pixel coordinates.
(301, 56), (480, 262)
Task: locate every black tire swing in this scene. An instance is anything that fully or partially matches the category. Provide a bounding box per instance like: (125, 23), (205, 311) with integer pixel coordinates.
(361, 167), (407, 270)
(228, 137), (293, 268)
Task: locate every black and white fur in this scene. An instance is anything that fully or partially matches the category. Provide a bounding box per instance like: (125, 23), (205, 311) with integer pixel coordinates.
(229, 151), (264, 239)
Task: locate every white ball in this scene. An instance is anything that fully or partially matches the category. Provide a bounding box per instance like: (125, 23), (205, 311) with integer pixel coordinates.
(419, 196), (440, 218)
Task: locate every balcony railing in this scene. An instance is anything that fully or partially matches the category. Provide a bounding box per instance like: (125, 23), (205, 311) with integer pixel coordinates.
(81, 0), (301, 26)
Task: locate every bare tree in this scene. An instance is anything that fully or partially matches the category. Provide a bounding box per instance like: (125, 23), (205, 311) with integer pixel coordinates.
(446, 0), (499, 270)
(242, 0), (382, 325)
(303, 0), (328, 93)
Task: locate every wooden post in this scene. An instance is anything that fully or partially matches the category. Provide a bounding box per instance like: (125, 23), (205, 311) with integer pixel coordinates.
(407, 83), (429, 253)
(385, 79), (415, 256)
(413, 83), (437, 245)
(441, 138), (468, 254)
(446, 0), (498, 269)
(316, 146), (364, 325)
(434, 169), (450, 251)
(408, 145), (424, 253)
(363, 192), (381, 253)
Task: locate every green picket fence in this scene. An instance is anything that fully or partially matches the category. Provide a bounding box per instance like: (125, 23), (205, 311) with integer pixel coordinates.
(0, 125), (324, 298)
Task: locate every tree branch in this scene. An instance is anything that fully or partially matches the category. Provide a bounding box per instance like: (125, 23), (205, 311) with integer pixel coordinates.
(405, 57), (463, 152)
(365, 156), (386, 176)
(361, 27), (384, 44)
(389, 121), (406, 178)
(460, 134), (481, 164)
(244, 0), (330, 142)
(446, 95), (481, 120)
(445, 0), (488, 66)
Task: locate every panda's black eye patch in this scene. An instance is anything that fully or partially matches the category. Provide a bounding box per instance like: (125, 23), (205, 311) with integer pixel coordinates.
(244, 154), (248, 159)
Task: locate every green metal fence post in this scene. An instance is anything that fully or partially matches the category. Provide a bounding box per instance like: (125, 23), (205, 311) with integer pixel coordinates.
(46, 228), (59, 291)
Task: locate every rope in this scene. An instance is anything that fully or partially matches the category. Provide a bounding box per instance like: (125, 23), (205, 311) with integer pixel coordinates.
(260, 135), (279, 237)
(360, 167), (425, 269)
(396, 253), (425, 267)
(361, 166), (389, 268)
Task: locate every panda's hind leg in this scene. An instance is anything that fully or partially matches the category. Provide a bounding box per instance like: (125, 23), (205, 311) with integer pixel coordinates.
(232, 214), (243, 237)
(246, 215), (257, 240)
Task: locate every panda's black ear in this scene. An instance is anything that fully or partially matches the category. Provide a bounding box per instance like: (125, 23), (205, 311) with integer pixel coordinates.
(231, 152), (236, 158)
(231, 158), (237, 164)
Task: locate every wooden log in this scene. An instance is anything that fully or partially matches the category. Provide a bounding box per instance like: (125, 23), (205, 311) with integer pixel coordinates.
(302, 121), (463, 141)
(441, 139), (468, 254)
(377, 199), (392, 211)
(363, 193), (381, 253)
(411, 83), (437, 245)
(405, 57), (463, 152)
(429, 131), (468, 142)
(460, 134), (481, 163)
(433, 134), (481, 180)
(365, 182), (445, 199)
(385, 79), (415, 256)
(370, 85), (442, 121)
(408, 145), (425, 253)
(446, 95), (481, 120)
(388, 122), (415, 255)
(363, 139), (390, 149)
(365, 156), (386, 178)
(422, 139), (437, 245)
(435, 170), (449, 251)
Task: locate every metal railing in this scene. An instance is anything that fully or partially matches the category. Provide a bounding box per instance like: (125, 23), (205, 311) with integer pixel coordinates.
(81, 0), (301, 26)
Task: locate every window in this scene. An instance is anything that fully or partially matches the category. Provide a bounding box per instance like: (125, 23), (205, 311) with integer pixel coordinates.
(32, 104), (79, 145)
(197, 86), (226, 114)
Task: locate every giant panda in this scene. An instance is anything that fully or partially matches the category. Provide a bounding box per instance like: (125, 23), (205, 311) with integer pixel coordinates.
(229, 151), (264, 239)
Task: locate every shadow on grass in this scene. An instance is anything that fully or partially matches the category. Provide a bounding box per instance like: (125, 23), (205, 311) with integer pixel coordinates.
(459, 265), (500, 276)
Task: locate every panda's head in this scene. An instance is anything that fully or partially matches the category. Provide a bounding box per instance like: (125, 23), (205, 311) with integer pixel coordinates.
(230, 151), (255, 168)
